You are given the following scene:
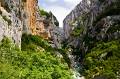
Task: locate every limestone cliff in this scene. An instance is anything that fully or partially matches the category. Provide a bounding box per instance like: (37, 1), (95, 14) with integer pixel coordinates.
(36, 10), (59, 40)
(63, 0), (120, 74)
(0, 0), (25, 48)
(0, 0), (39, 47)
(23, 0), (38, 35)
(64, 0), (120, 54)
(0, 0), (60, 48)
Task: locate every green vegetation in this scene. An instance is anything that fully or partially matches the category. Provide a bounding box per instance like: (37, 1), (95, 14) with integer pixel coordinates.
(71, 26), (84, 37)
(2, 16), (12, 25)
(0, 35), (72, 79)
(21, 34), (52, 52)
(39, 9), (50, 18)
(83, 40), (120, 79)
(107, 24), (120, 33)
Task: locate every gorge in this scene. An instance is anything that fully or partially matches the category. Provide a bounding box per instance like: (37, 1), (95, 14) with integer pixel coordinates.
(0, 0), (120, 79)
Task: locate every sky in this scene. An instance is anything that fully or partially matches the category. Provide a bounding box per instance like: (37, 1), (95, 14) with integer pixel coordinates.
(38, 0), (82, 27)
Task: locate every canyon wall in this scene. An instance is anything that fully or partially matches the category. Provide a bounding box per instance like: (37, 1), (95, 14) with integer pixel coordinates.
(63, 0), (120, 71)
(0, 0), (60, 47)
(0, 0), (25, 48)
(64, 0), (120, 53)
(23, 0), (38, 35)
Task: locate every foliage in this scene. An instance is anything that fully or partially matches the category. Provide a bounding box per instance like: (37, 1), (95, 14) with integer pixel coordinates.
(39, 9), (50, 18)
(106, 24), (120, 33)
(21, 34), (53, 52)
(71, 26), (84, 37)
(83, 40), (120, 79)
(2, 16), (12, 25)
(0, 36), (72, 79)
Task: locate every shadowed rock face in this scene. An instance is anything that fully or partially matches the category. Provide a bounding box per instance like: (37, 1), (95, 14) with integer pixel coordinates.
(63, 0), (120, 74)
(64, 0), (120, 40)
(63, 0), (120, 52)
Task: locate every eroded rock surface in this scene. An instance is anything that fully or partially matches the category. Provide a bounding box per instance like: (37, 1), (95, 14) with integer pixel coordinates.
(63, 0), (120, 77)
(63, 0), (120, 58)
(0, 0), (25, 47)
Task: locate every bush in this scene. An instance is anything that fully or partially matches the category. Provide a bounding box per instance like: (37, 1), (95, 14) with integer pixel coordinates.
(39, 9), (50, 18)
(83, 40), (120, 79)
(0, 36), (72, 79)
(21, 34), (53, 51)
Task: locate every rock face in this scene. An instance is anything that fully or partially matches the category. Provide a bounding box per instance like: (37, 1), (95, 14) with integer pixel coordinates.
(0, 0), (60, 48)
(36, 16), (51, 39)
(36, 14), (51, 39)
(63, 0), (91, 39)
(63, 0), (120, 69)
(48, 12), (63, 48)
(36, 11), (60, 41)
(50, 27), (64, 48)
(23, 0), (38, 35)
(0, 0), (39, 47)
(0, 0), (24, 48)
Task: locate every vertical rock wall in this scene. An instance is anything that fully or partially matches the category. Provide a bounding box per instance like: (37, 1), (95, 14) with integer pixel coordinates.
(0, 0), (24, 48)
(63, 0), (120, 68)
(0, 0), (60, 48)
(24, 0), (38, 35)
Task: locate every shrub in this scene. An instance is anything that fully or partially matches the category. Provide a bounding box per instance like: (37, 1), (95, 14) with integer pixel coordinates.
(0, 36), (72, 79)
(39, 9), (50, 18)
(83, 40), (120, 79)
(21, 34), (53, 51)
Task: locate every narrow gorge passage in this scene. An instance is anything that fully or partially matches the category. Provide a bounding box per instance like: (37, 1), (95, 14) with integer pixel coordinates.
(0, 0), (120, 79)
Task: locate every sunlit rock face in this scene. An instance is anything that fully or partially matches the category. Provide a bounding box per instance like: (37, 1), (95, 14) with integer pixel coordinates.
(0, 0), (40, 48)
(36, 15), (51, 39)
(0, 0), (60, 48)
(36, 11), (60, 40)
(0, 0), (25, 48)
(23, 0), (38, 35)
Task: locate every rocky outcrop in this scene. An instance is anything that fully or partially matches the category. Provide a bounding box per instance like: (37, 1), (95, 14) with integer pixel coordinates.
(36, 17), (50, 39)
(0, 0), (25, 48)
(36, 11), (60, 40)
(63, 0), (91, 39)
(36, 14), (51, 39)
(0, 0), (40, 47)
